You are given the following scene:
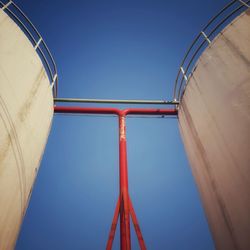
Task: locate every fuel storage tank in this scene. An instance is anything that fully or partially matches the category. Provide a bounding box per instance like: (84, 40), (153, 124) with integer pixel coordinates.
(0, 3), (56, 249)
(178, 8), (250, 250)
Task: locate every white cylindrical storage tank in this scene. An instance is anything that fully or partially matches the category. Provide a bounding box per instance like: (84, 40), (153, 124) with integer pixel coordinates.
(179, 8), (250, 250)
(0, 3), (55, 249)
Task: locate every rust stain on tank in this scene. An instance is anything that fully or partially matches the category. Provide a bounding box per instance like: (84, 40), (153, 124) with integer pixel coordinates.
(181, 101), (239, 248)
(18, 68), (45, 122)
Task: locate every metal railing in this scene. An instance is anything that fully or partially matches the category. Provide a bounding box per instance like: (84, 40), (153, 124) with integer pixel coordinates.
(1, 0), (248, 102)
(173, 0), (250, 101)
(0, 1), (58, 97)
(54, 97), (179, 105)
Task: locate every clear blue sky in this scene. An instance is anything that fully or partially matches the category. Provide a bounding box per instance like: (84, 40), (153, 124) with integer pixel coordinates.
(15, 0), (229, 249)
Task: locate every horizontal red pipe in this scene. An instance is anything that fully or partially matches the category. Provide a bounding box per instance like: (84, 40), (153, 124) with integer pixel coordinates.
(124, 108), (177, 116)
(54, 106), (178, 116)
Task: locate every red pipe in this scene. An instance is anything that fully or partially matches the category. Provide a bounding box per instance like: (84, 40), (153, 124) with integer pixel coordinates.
(54, 106), (177, 250)
(54, 106), (121, 115)
(119, 114), (131, 249)
(54, 106), (178, 117)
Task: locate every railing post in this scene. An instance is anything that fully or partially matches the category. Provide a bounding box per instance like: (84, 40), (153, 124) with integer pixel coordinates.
(34, 38), (42, 50)
(1, 1), (12, 10)
(180, 67), (188, 82)
(237, 0), (250, 8)
(201, 31), (211, 44)
(51, 74), (57, 90)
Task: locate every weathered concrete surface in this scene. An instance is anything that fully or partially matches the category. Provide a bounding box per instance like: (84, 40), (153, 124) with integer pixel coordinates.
(179, 9), (250, 250)
(0, 9), (53, 250)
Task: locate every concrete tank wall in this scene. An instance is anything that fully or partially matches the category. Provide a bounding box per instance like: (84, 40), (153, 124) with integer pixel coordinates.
(179, 9), (250, 250)
(0, 9), (53, 249)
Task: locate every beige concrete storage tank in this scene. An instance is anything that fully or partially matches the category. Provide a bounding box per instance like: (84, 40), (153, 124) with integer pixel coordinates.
(0, 2), (57, 249)
(178, 7), (250, 250)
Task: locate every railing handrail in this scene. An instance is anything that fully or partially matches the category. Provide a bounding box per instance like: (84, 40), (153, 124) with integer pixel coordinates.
(0, 0), (58, 97)
(173, 0), (249, 101)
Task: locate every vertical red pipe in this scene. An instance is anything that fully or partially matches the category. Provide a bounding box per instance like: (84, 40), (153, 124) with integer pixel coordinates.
(119, 113), (131, 250)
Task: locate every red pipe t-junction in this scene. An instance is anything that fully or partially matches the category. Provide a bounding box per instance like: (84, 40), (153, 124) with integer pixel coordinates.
(54, 106), (178, 250)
